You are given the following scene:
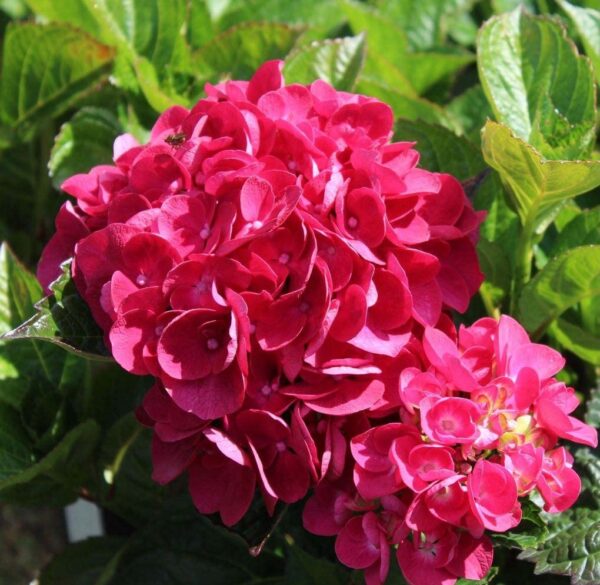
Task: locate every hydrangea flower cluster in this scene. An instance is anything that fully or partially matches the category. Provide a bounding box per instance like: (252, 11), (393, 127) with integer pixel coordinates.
(303, 315), (597, 585)
(38, 61), (597, 585)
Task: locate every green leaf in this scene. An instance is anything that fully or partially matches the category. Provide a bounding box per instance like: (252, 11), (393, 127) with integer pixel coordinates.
(474, 171), (520, 248)
(518, 245), (600, 335)
(478, 9), (596, 160)
(340, 1), (409, 65)
(24, 0), (107, 40)
(378, 0), (474, 50)
(0, 401), (34, 482)
(26, 0), (190, 111)
(0, 419), (100, 505)
(394, 119), (484, 180)
(481, 121), (600, 233)
(38, 536), (126, 585)
(49, 107), (121, 189)
(3, 291), (110, 360)
(341, 0), (473, 94)
(553, 207), (600, 256)
(96, 0), (188, 72)
(519, 507), (600, 585)
(187, 0), (217, 49)
(284, 545), (348, 584)
(446, 85), (493, 144)
(558, 1), (600, 84)
(549, 317), (600, 364)
(193, 22), (304, 82)
(0, 243), (68, 407)
(403, 49), (474, 96)
(493, 499), (548, 549)
(0, 243), (42, 335)
(28, 0), (189, 72)
(284, 35), (365, 91)
(110, 512), (284, 584)
(0, 23), (114, 140)
(0, 141), (41, 264)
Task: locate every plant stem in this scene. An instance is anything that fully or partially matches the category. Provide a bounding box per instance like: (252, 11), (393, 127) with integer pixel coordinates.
(510, 219), (535, 315)
(480, 289), (500, 320)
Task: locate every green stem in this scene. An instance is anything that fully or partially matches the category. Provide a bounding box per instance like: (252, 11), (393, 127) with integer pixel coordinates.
(104, 424), (143, 486)
(510, 219), (535, 315)
(480, 289), (500, 320)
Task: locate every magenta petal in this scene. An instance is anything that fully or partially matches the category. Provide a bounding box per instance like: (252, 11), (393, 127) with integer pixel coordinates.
(446, 533), (493, 581)
(304, 379), (385, 415)
(188, 455), (255, 526)
(151, 435), (197, 484)
(335, 514), (381, 570)
(165, 363), (245, 419)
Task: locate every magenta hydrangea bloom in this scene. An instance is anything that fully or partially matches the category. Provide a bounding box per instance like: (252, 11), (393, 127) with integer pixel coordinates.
(39, 59), (483, 429)
(38, 61), (594, 585)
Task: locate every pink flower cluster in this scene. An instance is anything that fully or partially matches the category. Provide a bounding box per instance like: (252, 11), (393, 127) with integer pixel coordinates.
(38, 61), (596, 585)
(303, 315), (597, 585)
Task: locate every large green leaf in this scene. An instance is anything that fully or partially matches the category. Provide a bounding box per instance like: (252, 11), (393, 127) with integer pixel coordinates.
(2, 263), (110, 360)
(518, 245), (600, 335)
(40, 510), (285, 585)
(481, 121), (600, 233)
(284, 35), (365, 91)
(92, 0), (188, 71)
(27, 0), (188, 71)
(111, 513), (284, 584)
(193, 22), (303, 82)
(0, 23), (114, 140)
(394, 119), (484, 180)
(558, 1), (600, 84)
(519, 507), (600, 585)
(24, 0), (190, 111)
(478, 9), (596, 160)
(49, 107), (121, 189)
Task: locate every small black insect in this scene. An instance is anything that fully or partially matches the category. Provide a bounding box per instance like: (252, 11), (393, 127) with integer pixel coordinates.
(164, 132), (187, 148)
